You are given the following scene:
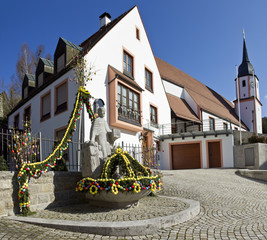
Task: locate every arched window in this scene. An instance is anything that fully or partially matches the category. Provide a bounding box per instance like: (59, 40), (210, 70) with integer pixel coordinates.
(93, 99), (105, 113)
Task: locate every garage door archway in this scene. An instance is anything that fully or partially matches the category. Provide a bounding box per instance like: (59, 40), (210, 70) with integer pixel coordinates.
(171, 142), (202, 169)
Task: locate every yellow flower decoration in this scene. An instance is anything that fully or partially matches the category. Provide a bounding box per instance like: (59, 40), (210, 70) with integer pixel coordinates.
(116, 148), (122, 154)
(111, 184), (118, 195)
(89, 185), (98, 195)
(134, 183), (141, 193)
(151, 181), (157, 192)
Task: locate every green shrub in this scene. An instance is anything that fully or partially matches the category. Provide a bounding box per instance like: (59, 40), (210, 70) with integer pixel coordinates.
(0, 156), (8, 171)
(248, 135), (267, 144)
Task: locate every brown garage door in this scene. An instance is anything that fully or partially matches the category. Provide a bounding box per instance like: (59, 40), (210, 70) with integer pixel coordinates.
(208, 142), (221, 168)
(172, 143), (201, 169)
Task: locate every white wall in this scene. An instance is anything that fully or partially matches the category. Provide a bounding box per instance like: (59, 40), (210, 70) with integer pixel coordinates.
(8, 70), (80, 170)
(237, 76), (249, 99)
(256, 100), (262, 134)
(159, 134), (234, 170)
(83, 6), (171, 144)
(9, 71), (78, 137)
(162, 79), (199, 117)
(182, 89), (198, 116)
(201, 110), (243, 131)
(162, 80), (183, 98)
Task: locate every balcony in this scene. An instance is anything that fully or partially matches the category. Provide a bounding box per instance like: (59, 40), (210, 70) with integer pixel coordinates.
(117, 102), (141, 127)
(157, 118), (235, 140)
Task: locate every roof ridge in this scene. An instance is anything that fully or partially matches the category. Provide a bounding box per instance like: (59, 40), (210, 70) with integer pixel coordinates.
(155, 56), (235, 111)
(80, 5), (137, 53)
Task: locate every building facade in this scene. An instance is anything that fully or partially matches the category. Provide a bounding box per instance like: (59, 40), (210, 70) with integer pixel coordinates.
(8, 6), (262, 171)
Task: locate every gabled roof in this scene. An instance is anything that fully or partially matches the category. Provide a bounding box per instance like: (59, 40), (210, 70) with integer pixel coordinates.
(166, 93), (201, 123)
(40, 57), (54, 67)
(25, 73), (35, 81)
(108, 65), (143, 92)
(60, 37), (82, 51)
(80, 6), (136, 53)
(155, 56), (247, 128)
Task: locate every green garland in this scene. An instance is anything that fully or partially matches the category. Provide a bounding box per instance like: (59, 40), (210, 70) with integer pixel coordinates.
(76, 148), (162, 195)
(17, 86), (95, 215)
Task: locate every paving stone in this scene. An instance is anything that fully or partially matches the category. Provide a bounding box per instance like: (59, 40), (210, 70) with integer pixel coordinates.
(1, 169), (267, 239)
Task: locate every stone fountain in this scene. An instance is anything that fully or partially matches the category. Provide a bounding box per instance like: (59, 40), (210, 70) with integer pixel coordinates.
(78, 107), (161, 208)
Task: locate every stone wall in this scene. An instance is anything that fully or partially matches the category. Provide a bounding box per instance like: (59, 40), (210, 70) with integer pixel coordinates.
(234, 143), (267, 170)
(0, 171), (86, 216)
(236, 169), (267, 182)
(0, 172), (19, 216)
(233, 130), (267, 145)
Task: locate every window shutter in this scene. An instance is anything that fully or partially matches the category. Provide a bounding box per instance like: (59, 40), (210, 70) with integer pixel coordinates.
(42, 94), (50, 116)
(57, 83), (67, 106)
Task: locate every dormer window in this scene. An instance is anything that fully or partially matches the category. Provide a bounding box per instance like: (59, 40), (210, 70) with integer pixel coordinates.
(54, 38), (81, 74)
(57, 53), (65, 72)
(38, 73), (43, 87)
(123, 50), (133, 78)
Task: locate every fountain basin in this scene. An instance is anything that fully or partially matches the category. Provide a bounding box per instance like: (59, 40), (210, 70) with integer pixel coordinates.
(86, 189), (151, 208)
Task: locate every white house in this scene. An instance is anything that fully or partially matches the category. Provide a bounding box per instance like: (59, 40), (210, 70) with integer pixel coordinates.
(8, 6), (262, 171)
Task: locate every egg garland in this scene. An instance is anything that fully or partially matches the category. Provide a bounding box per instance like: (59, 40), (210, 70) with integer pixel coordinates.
(17, 86), (95, 215)
(76, 147), (162, 196)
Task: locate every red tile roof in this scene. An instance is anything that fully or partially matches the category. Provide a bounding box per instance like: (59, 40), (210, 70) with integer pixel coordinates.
(155, 56), (247, 128)
(166, 93), (201, 123)
(108, 65), (143, 91)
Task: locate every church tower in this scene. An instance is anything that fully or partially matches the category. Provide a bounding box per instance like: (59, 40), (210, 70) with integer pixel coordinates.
(234, 32), (262, 134)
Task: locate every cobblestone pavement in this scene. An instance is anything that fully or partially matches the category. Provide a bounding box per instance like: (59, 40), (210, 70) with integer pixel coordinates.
(1, 169), (267, 239)
(31, 196), (188, 222)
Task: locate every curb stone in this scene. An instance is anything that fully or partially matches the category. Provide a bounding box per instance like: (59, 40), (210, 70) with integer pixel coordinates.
(8, 196), (200, 236)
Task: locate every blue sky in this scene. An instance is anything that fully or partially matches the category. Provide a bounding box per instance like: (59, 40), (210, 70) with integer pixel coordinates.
(0, 0), (266, 117)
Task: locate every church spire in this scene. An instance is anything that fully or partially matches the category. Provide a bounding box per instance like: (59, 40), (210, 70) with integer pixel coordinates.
(238, 30), (254, 77)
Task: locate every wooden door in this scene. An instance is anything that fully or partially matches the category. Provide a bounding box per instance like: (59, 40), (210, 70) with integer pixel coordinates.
(208, 142), (221, 168)
(172, 143), (201, 169)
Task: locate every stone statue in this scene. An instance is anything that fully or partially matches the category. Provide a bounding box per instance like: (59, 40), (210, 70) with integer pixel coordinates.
(82, 107), (120, 178)
(90, 107), (112, 159)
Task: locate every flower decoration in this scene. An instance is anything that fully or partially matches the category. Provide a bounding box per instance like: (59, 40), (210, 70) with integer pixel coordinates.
(89, 185), (98, 195)
(116, 148), (122, 154)
(16, 86), (95, 215)
(76, 146), (162, 196)
(111, 184), (119, 195)
(133, 182), (141, 193)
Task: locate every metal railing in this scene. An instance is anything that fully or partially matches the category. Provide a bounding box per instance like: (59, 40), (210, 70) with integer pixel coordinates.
(0, 129), (81, 172)
(117, 102), (141, 126)
(114, 142), (160, 169)
(159, 118), (234, 136)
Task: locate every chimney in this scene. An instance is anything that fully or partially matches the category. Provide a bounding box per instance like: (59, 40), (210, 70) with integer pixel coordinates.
(99, 12), (111, 28)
